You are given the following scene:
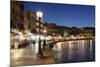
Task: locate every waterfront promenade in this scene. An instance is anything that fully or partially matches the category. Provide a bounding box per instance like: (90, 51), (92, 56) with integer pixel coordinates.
(11, 44), (55, 66)
(11, 37), (95, 66)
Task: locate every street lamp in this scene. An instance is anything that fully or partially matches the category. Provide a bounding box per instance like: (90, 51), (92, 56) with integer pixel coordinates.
(36, 11), (43, 55)
(36, 11), (43, 19)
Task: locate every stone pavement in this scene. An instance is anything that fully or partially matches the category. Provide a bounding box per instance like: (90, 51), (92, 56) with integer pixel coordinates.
(10, 44), (56, 67)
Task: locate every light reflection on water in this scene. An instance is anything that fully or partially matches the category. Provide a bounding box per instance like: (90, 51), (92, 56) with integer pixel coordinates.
(52, 40), (95, 63)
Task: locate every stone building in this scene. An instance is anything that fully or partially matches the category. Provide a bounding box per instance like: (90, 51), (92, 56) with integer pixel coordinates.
(11, 1), (24, 31)
(24, 11), (45, 34)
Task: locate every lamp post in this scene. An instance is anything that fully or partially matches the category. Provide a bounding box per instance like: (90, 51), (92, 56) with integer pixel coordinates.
(36, 11), (43, 54)
(43, 29), (47, 53)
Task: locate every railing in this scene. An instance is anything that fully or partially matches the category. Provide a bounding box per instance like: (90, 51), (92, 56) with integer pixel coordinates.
(47, 37), (95, 45)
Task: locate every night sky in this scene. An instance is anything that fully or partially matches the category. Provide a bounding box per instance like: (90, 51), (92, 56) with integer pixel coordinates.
(23, 1), (95, 28)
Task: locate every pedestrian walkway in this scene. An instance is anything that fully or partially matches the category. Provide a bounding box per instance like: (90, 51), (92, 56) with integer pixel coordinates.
(10, 44), (56, 66)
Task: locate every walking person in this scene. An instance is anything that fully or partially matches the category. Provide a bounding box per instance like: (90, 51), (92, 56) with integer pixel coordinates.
(43, 40), (46, 52)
